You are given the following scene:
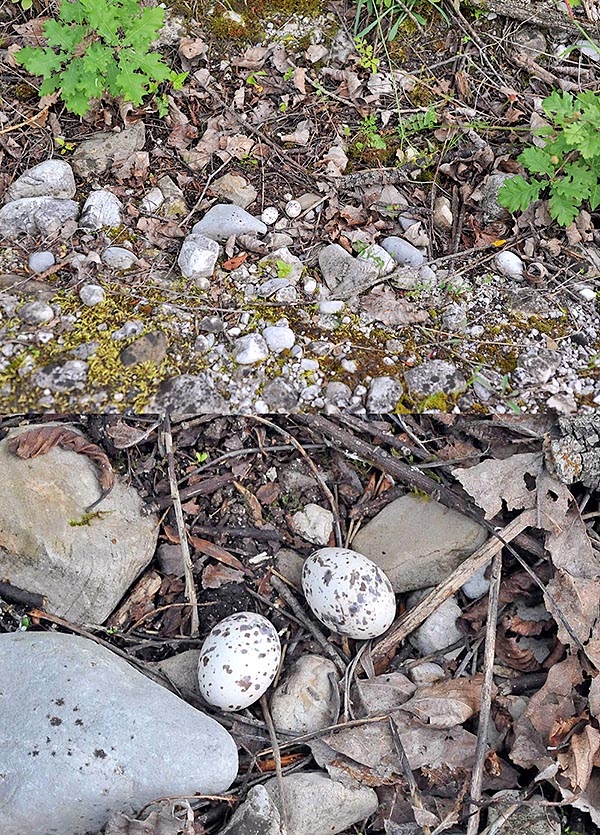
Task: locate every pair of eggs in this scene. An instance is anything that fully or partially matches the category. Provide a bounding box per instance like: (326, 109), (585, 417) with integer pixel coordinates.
(197, 547), (396, 711)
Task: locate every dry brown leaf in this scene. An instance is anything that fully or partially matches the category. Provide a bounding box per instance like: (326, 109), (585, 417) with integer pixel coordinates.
(7, 426), (114, 497)
(453, 452), (543, 519)
(400, 675), (488, 728)
(233, 481), (264, 527)
(222, 253), (249, 271)
(202, 563), (245, 589)
(354, 672), (416, 716)
(361, 285), (429, 327)
(557, 724), (600, 793)
(188, 535), (246, 573)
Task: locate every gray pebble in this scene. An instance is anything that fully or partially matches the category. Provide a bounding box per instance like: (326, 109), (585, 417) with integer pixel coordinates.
(381, 236), (424, 267)
(28, 251), (55, 274)
(79, 284), (105, 307)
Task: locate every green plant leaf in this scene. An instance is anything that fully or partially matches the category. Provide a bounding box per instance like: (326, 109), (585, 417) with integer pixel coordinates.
(15, 46), (64, 77)
(498, 176), (543, 213)
(125, 5), (165, 50)
(518, 145), (557, 176)
(548, 190), (580, 226)
(543, 90), (574, 124)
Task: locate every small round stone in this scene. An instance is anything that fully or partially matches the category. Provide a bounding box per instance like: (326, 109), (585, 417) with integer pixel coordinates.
(285, 199), (302, 219)
(494, 251), (524, 279)
(18, 301), (55, 325)
(79, 284), (106, 307)
(28, 251), (55, 274)
(261, 207), (279, 225)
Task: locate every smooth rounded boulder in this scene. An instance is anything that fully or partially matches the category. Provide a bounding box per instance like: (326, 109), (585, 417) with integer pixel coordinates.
(0, 632), (239, 835)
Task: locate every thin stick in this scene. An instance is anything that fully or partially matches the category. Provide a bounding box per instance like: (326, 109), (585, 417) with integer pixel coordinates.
(162, 414), (199, 637)
(270, 574), (348, 673)
(261, 694), (288, 834)
(372, 511), (535, 666)
(466, 550), (502, 835)
(388, 715), (431, 835)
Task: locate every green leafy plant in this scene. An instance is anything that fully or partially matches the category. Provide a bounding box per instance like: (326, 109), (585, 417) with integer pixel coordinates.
(276, 260), (293, 278)
(354, 36), (380, 73)
(355, 114), (387, 151)
(498, 89), (600, 227)
(11, 0), (33, 10)
(354, 0), (448, 42)
(14, 0), (187, 117)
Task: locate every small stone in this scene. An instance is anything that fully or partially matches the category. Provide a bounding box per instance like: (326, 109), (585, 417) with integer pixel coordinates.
(146, 374), (227, 414)
(232, 333), (269, 364)
(408, 661), (445, 685)
(178, 233), (219, 287)
(261, 206), (279, 225)
(192, 204), (267, 242)
(7, 159), (76, 201)
(404, 359), (467, 398)
(17, 301), (54, 325)
(461, 565), (490, 599)
(516, 347), (560, 385)
(304, 277), (317, 294)
(259, 278), (290, 297)
(319, 300), (345, 314)
(220, 785), (282, 835)
(409, 592), (464, 655)
(28, 251), (55, 273)
(578, 286), (596, 301)
(318, 243), (379, 299)
(265, 772), (378, 835)
(139, 187), (164, 214)
(32, 360), (88, 392)
(292, 503), (333, 545)
(366, 376), (403, 413)
(262, 325), (296, 353)
(324, 381), (352, 408)
(494, 251), (524, 279)
(120, 331), (168, 367)
(433, 196), (453, 231)
(111, 320), (144, 340)
(0, 632), (237, 835)
(274, 548), (305, 590)
(479, 173), (515, 221)
(381, 236), (424, 267)
(72, 123), (146, 179)
(357, 243), (396, 276)
(285, 199), (302, 218)
(211, 173), (257, 209)
(198, 315), (225, 333)
(101, 246), (138, 270)
(157, 175), (188, 217)
(262, 378), (299, 411)
(79, 190), (123, 230)
(270, 655), (339, 734)
(442, 302), (467, 333)
(79, 284), (105, 307)
(258, 247), (304, 283)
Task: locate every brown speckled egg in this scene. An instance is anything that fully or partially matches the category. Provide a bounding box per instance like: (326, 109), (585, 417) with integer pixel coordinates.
(302, 547), (396, 639)
(197, 612), (281, 711)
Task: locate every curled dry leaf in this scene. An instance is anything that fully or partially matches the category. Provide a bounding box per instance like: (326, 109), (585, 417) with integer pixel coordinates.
(400, 675), (489, 728)
(7, 426), (115, 499)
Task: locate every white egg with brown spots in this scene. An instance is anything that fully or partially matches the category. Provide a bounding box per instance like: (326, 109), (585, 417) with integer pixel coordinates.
(198, 612), (281, 711)
(302, 547), (396, 639)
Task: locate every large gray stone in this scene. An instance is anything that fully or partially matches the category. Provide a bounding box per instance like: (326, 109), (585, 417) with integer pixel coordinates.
(79, 189), (123, 230)
(7, 159), (76, 201)
(0, 197), (79, 240)
(0, 423), (158, 623)
(220, 785), (282, 835)
(403, 359), (467, 398)
(0, 632), (238, 835)
(146, 373), (228, 414)
(72, 123), (146, 179)
(265, 771), (378, 835)
(351, 493), (487, 593)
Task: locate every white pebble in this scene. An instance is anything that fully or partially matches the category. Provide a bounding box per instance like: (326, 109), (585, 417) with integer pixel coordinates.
(285, 199), (302, 219)
(79, 284), (105, 307)
(319, 300), (345, 314)
(579, 286), (596, 302)
(28, 251), (55, 274)
(261, 206), (279, 225)
(262, 325), (296, 353)
(494, 250), (524, 279)
(304, 278), (317, 295)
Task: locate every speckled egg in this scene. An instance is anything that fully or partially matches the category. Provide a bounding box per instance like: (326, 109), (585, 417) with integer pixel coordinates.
(302, 547), (396, 639)
(198, 612), (281, 711)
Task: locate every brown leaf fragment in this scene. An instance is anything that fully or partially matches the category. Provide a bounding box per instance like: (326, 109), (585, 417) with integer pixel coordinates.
(233, 481), (264, 527)
(557, 724), (600, 793)
(7, 426), (115, 500)
(400, 675), (489, 728)
(202, 562), (245, 589)
(188, 535), (247, 573)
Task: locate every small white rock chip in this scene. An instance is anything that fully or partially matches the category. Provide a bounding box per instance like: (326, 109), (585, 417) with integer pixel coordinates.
(79, 189), (123, 230)
(579, 286), (596, 302)
(304, 277), (317, 294)
(461, 565), (490, 599)
(79, 284), (105, 307)
(410, 593), (463, 655)
(292, 503), (333, 546)
(261, 206), (279, 225)
(409, 662), (445, 686)
(232, 333), (269, 364)
(262, 325), (296, 353)
(178, 233), (219, 287)
(285, 199), (302, 219)
(494, 250), (524, 279)
(319, 300), (345, 314)
(28, 251), (55, 274)
(139, 187), (165, 214)
(433, 196), (453, 231)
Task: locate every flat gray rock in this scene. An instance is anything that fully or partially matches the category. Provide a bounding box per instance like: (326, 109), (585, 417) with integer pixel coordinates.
(380, 236), (424, 267)
(0, 197), (79, 240)
(265, 771), (378, 835)
(0, 632), (238, 835)
(366, 376), (404, 413)
(146, 373), (228, 414)
(72, 123), (146, 179)
(351, 493), (487, 593)
(7, 159), (76, 201)
(220, 785), (282, 835)
(318, 243), (380, 299)
(0, 423), (158, 623)
(403, 359), (467, 398)
(101, 246), (138, 270)
(178, 233), (220, 286)
(28, 250), (56, 273)
(32, 359), (88, 392)
(192, 204), (267, 242)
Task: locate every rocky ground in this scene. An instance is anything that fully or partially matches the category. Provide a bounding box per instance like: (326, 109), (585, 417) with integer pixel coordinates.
(2, 412), (600, 835)
(1, 0), (600, 414)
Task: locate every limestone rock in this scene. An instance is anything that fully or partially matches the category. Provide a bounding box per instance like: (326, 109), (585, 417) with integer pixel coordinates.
(192, 204), (267, 242)
(178, 233), (219, 286)
(72, 123), (146, 179)
(146, 373), (228, 414)
(7, 159), (76, 202)
(79, 189), (123, 230)
(351, 493), (487, 593)
(0, 197), (79, 240)
(318, 243), (380, 299)
(0, 632), (238, 835)
(271, 655), (339, 734)
(0, 423), (159, 623)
